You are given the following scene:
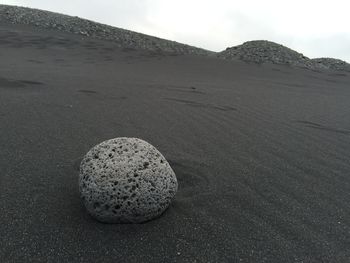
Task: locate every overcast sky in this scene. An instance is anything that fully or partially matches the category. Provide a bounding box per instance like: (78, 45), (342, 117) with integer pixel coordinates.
(3, 0), (350, 62)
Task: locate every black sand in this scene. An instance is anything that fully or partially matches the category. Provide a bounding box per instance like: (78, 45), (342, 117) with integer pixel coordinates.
(1, 24), (350, 262)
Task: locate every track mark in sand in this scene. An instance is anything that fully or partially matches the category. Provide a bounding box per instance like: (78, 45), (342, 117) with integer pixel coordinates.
(27, 59), (44, 64)
(103, 56), (114, 61)
(167, 85), (206, 95)
(328, 73), (348, 77)
(272, 68), (289, 74)
(296, 120), (350, 135)
(0, 77), (44, 89)
(54, 58), (65, 62)
(102, 47), (116, 52)
(282, 83), (306, 88)
(164, 97), (237, 112)
(146, 84), (205, 94)
(122, 47), (137, 52)
(77, 90), (128, 101)
(274, 81), (305, 88)
(0, 77), (25, 88)
(20, 80), (44, 85)
(325, 79), (339, 83)
(168, 160), (210, 198)
(77, 89), (98, 94)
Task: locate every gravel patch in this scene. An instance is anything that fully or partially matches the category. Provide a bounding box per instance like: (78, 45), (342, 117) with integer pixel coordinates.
(312, 58), (350, 72)
(218, 40), (350, 71)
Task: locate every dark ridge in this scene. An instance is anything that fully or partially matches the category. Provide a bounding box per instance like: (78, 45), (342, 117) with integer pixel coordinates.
(0, 4), (214, 56)
(0, 4), (348, 71)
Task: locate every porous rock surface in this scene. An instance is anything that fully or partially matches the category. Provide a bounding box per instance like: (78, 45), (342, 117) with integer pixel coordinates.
(79, 137), (178, 223)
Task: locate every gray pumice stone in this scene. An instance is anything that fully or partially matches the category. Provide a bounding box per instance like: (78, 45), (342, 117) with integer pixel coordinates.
(79, 137), (178, 223)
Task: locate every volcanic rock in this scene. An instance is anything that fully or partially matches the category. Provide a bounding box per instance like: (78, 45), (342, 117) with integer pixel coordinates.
(79, 137), (178, 223)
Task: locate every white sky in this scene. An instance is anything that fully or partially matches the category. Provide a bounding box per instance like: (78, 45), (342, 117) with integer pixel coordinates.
(3, 0), (350, 62)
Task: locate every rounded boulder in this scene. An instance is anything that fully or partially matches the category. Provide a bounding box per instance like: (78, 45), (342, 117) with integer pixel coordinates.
(79, 137), (178, 223)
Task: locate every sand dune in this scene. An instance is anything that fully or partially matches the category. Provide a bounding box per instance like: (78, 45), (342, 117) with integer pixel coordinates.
(1, 18), (350, 263)
(0, 4), (213, 56)
(1, 4), (349, 72)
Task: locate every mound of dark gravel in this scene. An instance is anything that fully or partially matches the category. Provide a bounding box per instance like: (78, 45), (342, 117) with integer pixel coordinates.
(0, 4), (213, 56)
(312, 58), (350, 72)
(217, 40), (350, 71)
(217, 40), (314, 68)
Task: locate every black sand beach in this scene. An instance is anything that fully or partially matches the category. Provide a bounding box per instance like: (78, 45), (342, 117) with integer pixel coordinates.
(1, 23), (350, 262)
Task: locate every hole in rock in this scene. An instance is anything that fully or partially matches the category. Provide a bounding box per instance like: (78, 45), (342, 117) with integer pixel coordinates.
(143, 162), (149, 169)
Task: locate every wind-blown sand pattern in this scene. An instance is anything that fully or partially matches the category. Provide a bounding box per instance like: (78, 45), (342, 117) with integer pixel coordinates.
(1, 6), (350, 263)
